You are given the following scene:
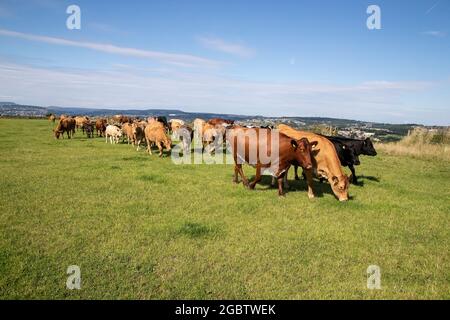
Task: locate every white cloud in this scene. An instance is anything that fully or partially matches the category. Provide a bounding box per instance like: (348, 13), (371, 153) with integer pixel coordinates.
(0, 61), (440, 124)
(197, 36), (254, 58)
(0, 28), (223, 68)
(421, 30), (447, 37)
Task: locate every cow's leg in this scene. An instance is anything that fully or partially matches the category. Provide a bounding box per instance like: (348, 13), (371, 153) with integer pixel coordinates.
(277, 176), (285, 197)
(249, 166), (262, 190)
(235, 164), (249, 187)
(158, 142), (163, 157)
(349, 165), (357, 184)
(304, 168), (315, 199)
(233, 165), (240, 184)
(148, 139), (153, 155)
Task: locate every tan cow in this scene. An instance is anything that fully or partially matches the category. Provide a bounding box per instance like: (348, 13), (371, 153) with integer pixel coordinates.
(277, 124), (349, 201)
(193, 118), (206, 141)
(169, 119), (185, 132)
(144, 122), (172, 157)
(122, 122), (134, 144)
(74, 116), (89, 131)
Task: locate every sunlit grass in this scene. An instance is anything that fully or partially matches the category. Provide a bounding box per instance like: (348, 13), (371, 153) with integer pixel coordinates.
(0, 119), (449, 299)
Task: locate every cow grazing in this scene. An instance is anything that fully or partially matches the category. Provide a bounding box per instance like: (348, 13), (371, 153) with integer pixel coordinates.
(144, 122), (172, 157)
(277, 124), (350, 201)
(324, 136), (377, 184)
(105, 125), (123, 144)
(227, 128), (317, 197)
(54, 117), (76, 139)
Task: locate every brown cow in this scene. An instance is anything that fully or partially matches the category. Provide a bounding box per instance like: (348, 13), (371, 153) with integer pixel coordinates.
(112, 115), (132, 124)
(132, 122), (146, 151)
(208, 118), (234, 127)
(84, 121), (95, 138)
(277, 124), (349, 201)
(122, 122), (134, 144)
(95, 119), (107, 137)
(144, 122), (172, 157)
(54, 117), (76, 139)
(227, 127), (317, 197)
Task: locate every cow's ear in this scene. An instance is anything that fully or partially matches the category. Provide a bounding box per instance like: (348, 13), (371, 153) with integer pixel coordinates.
(312, 149), (320, 157)
(310, 141), (318, 148)
(291, 140), (298, 149)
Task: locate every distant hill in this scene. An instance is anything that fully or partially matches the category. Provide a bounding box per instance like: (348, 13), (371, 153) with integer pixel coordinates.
(0, 103), (47, 117)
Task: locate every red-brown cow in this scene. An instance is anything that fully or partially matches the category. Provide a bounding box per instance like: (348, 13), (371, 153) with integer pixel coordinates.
(227, 128), (317, 197)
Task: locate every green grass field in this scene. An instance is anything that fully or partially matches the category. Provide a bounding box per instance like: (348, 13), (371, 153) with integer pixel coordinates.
(0, 119), (448, 299)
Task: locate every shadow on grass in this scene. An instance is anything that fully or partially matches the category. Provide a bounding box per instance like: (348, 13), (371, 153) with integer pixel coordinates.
(352, 175), (381, 187)
(254, 175), (337, 198)
(138, 174), (167, 183)
(177, 222), (222, 239)
(123, 156), (149, 161)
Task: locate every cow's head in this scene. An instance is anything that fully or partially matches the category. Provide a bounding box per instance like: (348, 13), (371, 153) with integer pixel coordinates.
(362, 138), (377, 156)
(291, 138), (317, 170)
(165, 137), (172, 151)
(330, 175), (349, 201)
(53, 129), (62, 139)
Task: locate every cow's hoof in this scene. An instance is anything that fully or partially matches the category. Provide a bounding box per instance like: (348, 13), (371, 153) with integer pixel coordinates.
(308, 193), (315, 199)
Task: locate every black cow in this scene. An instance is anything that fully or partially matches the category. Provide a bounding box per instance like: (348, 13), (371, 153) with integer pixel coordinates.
(156, 116), (169, 131)
(324, 136), (377, 184)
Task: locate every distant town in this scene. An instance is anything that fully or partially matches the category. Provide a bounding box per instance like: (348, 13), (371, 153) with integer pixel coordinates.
(1, 102), (447, 142)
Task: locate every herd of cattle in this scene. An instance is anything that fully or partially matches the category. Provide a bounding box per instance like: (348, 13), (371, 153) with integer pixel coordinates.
(50, 114), (377, 201)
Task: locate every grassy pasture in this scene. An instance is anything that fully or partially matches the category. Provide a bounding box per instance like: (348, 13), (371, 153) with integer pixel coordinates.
(0, 119), (449, 299)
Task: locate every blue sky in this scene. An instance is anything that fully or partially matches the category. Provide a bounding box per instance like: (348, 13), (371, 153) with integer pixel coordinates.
(0, 0), (449, 125)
